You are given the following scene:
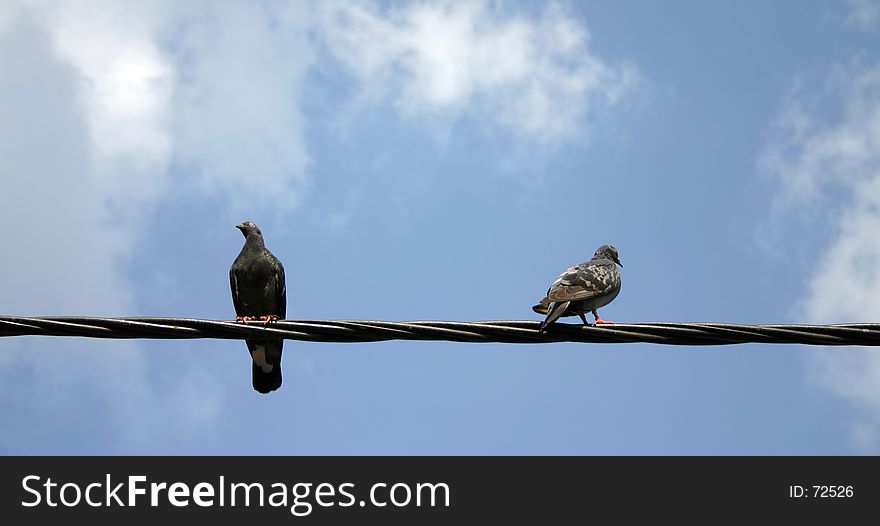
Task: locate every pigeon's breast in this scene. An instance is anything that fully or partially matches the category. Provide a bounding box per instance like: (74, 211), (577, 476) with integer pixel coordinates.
(578, 266), (621, 310)
(234, 261), (279, 314)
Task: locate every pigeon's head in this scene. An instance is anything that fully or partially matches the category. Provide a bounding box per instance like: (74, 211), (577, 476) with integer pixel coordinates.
(595, 244), (622, 267)
(235, 221), (263, 239)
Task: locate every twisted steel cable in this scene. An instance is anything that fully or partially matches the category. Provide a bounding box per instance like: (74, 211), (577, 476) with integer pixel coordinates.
(2, 316), (880, 346)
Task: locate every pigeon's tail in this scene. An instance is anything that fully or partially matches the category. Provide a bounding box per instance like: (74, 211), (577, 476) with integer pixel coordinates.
(247, 341), (283, 394)
(540, 301), (570, 332)
(252, 362), (282, 394)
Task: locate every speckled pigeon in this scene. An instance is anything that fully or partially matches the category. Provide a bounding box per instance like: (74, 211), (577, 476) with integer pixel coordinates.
(532, 245), (622, 331)
(230, 221), (286, 394)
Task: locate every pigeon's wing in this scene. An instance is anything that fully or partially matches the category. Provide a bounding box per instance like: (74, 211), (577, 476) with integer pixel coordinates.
(546, 262), (617, 303)
(229, 266), (244, 316)
(268, 252), (286, 319)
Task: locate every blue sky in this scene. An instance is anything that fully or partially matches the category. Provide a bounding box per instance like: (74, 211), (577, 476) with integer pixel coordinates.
(2, 0), (880, 454)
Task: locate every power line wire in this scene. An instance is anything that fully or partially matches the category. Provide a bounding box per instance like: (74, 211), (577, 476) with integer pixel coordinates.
(2, 316), (879, 346)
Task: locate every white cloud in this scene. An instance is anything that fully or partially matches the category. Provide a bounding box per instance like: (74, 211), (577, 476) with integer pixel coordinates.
(50, 1), (172, 227)
(763, 62), (880, 449)
(318, 0), (636, 141)
(0, 2), (220, 452)
(845, 0), (880, 30)
(167, 0), (313, 215)
(18, 0), (315, 222)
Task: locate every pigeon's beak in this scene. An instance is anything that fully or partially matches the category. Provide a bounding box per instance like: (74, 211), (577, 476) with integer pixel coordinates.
(614, 257), (623, 267)
(235, 223), (245, 231)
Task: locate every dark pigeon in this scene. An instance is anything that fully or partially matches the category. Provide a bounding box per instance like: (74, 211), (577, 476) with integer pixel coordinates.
(532, 245), (622, 331)
(230, 221), (286, 394)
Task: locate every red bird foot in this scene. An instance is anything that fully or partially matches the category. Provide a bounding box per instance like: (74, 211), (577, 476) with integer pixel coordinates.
(236, 315), (256, 322)
(592, 310), (614, 325)
(258, 315), (279, 326)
